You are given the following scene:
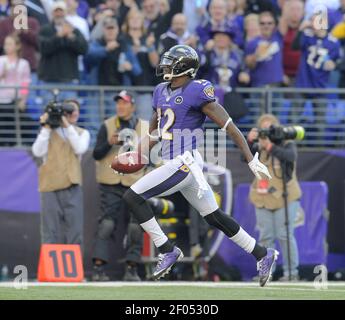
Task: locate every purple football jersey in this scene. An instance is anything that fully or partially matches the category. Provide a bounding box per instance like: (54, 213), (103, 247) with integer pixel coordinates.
(295, 31), (341, 88)
(245, 31), (284, 87)
(152, 79), (216, 160)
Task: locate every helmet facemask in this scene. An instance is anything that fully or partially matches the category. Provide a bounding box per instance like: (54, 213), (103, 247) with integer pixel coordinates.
(156, 54), (197, 81)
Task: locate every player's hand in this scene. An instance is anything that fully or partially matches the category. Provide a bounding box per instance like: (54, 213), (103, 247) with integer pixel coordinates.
(323, 60), (336, 71)
(248, 152), (272, 180)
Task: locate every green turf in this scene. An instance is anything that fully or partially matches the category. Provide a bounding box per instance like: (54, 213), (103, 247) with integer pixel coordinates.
(0, 284), (345, 300)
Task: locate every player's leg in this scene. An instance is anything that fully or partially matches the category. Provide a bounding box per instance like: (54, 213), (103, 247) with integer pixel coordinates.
(180, 178), (278, 286)
(123, 159), (191, 279)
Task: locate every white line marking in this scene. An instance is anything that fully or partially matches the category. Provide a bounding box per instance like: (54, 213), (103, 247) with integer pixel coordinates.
(0, 281), (344, 290)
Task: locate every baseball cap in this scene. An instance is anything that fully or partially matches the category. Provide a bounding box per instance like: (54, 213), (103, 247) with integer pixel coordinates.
(114, 90), (135, 104)
(52, 1), (67, 12)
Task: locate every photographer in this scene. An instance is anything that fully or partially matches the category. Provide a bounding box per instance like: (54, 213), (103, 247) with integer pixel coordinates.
(247, 114), (302, 281)
(32, 99), (90, 247)
(92, 90), (149, 281)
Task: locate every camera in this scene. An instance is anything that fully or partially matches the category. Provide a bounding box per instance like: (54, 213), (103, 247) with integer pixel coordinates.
(148, 197), (175, 216)
(44, 101), (75, 128)
(258, 125), (305, 144)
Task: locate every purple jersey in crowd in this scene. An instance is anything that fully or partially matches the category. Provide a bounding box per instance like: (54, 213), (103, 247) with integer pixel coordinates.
(245, 31), (284, 87)
(295, 31), (341, 88)
(152, 79), (216, 160)
(205, 48), (243, 88)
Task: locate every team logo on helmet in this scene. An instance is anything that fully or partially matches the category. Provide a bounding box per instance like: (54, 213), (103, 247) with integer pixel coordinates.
(203, 85), (215, 99)
(175, 96), (183, 104)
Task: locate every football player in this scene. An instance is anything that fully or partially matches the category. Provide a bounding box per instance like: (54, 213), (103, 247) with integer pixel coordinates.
(123, 45), (278, 286)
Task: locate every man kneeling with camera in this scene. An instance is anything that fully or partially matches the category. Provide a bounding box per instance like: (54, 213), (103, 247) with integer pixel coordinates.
(247, 114), (303, 281)
(32, 99), (90, 247)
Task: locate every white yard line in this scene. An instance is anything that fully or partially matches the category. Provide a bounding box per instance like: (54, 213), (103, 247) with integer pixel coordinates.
(0, 281), (344, 290)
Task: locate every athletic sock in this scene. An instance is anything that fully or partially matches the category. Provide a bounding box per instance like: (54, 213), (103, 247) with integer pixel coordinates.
(230, 227), (267, 260)
(140, 217), (170, 249)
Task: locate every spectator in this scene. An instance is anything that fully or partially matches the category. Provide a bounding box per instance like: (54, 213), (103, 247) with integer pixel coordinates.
(182, 0), (208, 34)
(38, 2), (88, 90)
(0, 0), (10, 20)
(32, 99), (90, 247)
(0, 34), (30, 145)
(203, 29), (246, 90)
(92, 90), (149, 281)
(142, 0), (183, 41)
(293, 15), (341, 124)
(0, 34), (30, 109)
(248, 114), (301, 281)
(294, 17), (341, 90)
(84, 17), (139, 87)
(90, 0), (134, 41)
(244, 13), (261, 42)
(158, 13), (200, 55)
(245, 11), (284, 87)
(121, 9), (159, 119)
(65, 0), (90, 41)
(279, 0), (304, 86)
(0, 0), (40, 73)
(90, 7), (115, 41)
(196, 0), (243, 49)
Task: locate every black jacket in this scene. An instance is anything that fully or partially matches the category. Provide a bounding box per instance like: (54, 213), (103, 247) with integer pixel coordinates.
(38, 23), (88, 82)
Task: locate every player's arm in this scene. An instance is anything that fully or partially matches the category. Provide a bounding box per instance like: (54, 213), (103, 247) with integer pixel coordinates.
(202, 102), (253, 162)
(137, 111), (159, 155)
(202, 102), (271, 179)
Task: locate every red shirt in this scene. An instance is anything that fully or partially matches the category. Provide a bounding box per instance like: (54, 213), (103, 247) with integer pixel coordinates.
(283, 27), (301, 77)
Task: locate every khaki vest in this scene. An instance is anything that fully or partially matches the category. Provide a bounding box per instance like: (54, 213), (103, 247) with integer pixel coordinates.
(39, 127), (84, 192)
(249, 148), (302, 210)
(95, 116), (149, 186)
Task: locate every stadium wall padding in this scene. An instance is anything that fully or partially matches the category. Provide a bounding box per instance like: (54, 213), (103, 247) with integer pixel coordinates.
(0, 149), (345, 279)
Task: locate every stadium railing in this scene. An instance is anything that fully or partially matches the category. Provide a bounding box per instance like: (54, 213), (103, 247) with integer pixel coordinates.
(0, 85), (344, 149)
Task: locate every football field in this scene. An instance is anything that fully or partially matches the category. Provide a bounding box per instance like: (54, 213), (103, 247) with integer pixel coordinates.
(0, 282), (345, 300)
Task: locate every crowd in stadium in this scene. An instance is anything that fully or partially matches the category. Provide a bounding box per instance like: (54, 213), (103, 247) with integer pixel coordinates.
(0, 0), (345, 100)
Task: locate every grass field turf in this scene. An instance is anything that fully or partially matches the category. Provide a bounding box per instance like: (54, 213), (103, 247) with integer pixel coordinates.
(0, 282), (345, 300)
